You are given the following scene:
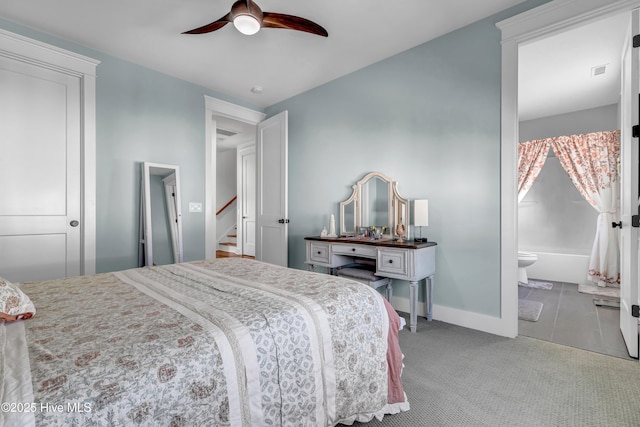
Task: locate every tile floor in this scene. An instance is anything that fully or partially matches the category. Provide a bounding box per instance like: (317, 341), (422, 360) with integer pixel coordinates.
(518, 280), (635, 360)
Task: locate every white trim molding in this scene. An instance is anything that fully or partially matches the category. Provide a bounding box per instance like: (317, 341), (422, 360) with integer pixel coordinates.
(498, 0), (640, 43)
(496, 0), (640, 338)
(204, 95), (265, 260)
(391, 296), (510, 336)
(0, 28), (100, 276)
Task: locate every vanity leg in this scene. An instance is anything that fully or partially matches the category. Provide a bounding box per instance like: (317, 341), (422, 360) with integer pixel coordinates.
(426, 275), (434, 322)
(409, 280), (418, 333)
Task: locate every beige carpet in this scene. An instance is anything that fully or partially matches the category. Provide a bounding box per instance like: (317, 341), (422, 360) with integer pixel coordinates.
(352, 316), (640, 427)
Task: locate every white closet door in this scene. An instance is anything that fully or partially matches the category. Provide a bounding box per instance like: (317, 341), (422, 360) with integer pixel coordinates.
(0, 55), (81, 282)
(256, 111), (288, 266)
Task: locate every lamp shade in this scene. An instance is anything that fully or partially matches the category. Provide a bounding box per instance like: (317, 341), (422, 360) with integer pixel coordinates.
(414, 200), (429, 227)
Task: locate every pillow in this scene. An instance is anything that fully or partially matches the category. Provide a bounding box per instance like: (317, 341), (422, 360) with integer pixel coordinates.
(0, 276), (36, 321)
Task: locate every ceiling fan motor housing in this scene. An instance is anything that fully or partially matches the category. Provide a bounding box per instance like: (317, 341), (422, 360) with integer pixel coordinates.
(231, 0), (264, 24)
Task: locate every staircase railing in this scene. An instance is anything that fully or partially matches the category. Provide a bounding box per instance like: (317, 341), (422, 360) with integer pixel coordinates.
(217, 195), (237, 216)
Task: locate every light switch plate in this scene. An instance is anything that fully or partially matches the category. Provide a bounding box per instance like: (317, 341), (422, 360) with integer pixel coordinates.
(189, 202), (203, 213)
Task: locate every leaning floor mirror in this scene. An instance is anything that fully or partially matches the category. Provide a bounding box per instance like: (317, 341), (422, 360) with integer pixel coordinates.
(139, 162), (184, 267)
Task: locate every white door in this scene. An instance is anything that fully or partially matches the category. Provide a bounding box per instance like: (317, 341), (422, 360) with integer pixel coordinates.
(619, 8), (640, 359)
(0, 55), (81, 282)
(256, 111), (288, 266)
(238, 145), (256, 257)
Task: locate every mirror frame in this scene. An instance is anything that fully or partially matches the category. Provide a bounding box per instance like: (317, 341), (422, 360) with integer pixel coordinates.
(339, 171), (409, 237)
(139, 162), (184, 267)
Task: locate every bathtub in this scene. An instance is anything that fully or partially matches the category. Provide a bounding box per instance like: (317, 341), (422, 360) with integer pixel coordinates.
(522, 251), (591, 285)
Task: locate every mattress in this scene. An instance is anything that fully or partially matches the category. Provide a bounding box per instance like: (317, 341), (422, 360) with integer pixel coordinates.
(1, 258), (408, 426)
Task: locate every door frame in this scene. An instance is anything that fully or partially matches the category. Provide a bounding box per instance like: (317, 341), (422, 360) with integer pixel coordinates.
(497, 0), (640, 338)
(204, 96), (266, 260)
(0, 28), (99, 276)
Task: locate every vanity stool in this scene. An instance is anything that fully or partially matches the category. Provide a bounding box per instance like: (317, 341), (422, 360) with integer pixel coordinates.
(337, 265), (393, 301)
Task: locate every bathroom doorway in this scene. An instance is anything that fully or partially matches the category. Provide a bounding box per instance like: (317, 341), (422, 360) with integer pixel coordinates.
(515, 12), (633, 359)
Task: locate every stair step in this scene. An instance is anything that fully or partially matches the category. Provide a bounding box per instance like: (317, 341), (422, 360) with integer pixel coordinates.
(228, 234), (237, 238)
(220, 241), (237, 247)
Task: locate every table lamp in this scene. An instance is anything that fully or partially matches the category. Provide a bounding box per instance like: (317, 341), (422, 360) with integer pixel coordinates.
(413, 199), (429, 242)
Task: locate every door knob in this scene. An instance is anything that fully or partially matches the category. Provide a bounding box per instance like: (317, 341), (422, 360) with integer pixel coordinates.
(612, 221), (622, 229)
(70, 220), (79, 227)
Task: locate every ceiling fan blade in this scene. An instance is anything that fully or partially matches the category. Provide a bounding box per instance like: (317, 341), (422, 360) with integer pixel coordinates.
(262, 12), (328, 37)
(182, 13), (232, 34)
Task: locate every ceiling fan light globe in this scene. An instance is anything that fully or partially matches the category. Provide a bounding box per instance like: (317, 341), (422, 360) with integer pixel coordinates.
(233, 15), (261, 35)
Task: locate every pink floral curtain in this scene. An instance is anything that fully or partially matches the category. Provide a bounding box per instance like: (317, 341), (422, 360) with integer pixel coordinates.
(551, 130), (621, 287)
(517, 139), (551, 202)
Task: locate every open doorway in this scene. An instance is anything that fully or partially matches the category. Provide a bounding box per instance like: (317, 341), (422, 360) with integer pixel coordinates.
(214, 115), (257, 258)
(203, 96), (266, 260)
(516, 12), (633, 359)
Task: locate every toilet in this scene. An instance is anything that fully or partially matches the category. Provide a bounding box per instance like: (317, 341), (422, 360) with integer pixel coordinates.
(518, 251), (538, 284)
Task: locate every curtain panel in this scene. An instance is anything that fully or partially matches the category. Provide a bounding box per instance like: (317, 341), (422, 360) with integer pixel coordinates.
(552, 130), (621, 287)
(517, 139), (551, 202)
(518, 130), (621, 287)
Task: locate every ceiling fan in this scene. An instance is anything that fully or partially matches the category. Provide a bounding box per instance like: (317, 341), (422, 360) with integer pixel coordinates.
(182, 0), (328, 37)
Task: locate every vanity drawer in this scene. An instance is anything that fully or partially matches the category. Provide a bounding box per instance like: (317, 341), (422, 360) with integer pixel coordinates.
(377, 248), (409, 277)
(309, 242), (331, 264)
(332, 243), (377, 258)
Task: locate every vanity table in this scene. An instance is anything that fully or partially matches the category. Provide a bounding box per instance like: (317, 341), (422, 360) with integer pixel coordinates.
(305, 236), (436, 333)
(307, 170), (437, 333)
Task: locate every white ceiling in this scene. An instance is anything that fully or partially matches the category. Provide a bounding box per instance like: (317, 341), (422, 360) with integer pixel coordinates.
(215, 115), (256, 151)
(0, 0), (527, 108)
(0, 1), (626, 122)
(519, 12), (628, 121)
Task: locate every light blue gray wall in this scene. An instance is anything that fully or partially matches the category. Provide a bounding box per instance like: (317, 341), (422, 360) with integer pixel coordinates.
(266, 0), (550, 317)
(0, 18), (263, 273)
(519, 104), (619, 255)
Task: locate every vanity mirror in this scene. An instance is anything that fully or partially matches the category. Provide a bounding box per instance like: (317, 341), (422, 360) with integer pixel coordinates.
(339, 172), (409, 237)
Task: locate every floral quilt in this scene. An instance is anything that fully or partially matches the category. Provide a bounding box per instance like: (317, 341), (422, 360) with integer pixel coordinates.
(1, 258), (408, 426)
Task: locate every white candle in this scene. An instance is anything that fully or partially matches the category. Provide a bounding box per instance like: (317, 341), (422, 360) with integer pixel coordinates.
(329, 214), (336, 236)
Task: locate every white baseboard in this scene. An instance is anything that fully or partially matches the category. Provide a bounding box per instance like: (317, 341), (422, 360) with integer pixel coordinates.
(391, 295), (516, 338)
(390, 295), (426, 319)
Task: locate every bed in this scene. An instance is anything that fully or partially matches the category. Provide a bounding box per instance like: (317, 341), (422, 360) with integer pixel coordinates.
(1, 258), (409, 426)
